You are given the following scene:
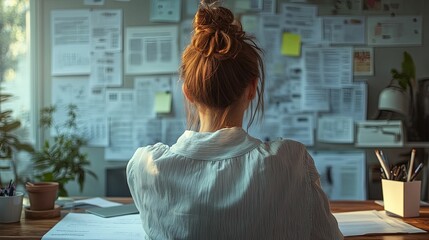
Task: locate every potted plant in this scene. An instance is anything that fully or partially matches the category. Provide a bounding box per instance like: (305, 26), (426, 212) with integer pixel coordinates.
(0, 91), (34, 186)
(0, 180), (24, 223)
(392, 51), (419, 140)
(25, 181), (58, 211)
(391, 51), (416, 92)
(31, 104), (97, 197)
(378, 51), (418, 140)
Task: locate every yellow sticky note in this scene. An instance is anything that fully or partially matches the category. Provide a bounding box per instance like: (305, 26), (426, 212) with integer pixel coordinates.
(154, 92), (172, 114)
(281, 33), (301, 57)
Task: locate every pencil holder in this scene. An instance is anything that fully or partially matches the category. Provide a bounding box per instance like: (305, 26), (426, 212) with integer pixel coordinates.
(0, 192), (24, 223)
(381, 179), (421, 217)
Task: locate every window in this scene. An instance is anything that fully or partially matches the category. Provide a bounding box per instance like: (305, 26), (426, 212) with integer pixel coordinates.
(0, 0), (34, 185)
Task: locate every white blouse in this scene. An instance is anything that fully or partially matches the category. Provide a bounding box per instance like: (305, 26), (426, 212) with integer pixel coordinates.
(127, 127), (343, 240)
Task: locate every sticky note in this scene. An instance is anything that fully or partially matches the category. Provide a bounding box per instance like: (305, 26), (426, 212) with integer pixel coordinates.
(281, 33), (301, 56)
(154, 92), (172, 114)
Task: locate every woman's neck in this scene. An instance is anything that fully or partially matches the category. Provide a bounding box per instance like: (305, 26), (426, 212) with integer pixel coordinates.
(198, 108), (244, 132)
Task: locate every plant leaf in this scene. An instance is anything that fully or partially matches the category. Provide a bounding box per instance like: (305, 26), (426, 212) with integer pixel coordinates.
(402, 51), (416, 82)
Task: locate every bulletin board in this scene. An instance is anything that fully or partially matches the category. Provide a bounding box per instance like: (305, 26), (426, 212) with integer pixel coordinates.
(36, 0), (429, 198)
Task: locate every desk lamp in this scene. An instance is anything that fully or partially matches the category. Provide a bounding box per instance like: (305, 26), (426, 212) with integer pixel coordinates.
(376, 84), (409, 120)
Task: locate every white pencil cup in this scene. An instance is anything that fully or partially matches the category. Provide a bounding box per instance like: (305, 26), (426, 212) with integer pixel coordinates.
(382, 179), (421, 217)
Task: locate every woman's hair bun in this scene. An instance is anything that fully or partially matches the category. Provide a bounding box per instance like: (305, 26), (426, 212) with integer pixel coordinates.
(195, 1), (234, 32)
(191, 0), (245, 60)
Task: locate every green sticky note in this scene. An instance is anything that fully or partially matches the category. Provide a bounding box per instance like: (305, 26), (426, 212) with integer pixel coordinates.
(281, 33), (301, 56)
(154, 92), (172, 114)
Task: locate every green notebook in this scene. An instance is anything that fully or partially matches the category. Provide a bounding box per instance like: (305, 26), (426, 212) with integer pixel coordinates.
(86, 203), (139, 218)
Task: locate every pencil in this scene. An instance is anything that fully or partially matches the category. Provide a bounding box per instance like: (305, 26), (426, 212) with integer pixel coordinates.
(410, 162), (424, 181)
(375, 149), (390, 180)
(407, 149), (416, 182)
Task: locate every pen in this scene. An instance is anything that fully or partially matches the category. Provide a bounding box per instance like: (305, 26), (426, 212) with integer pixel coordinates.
(400, 164), (407, 181)
(410, 162), (424, 181)
(375, 149), (390, 180)
(380, 167), (387, 179)
(379, 150), (390, 172)
(391, 165), (398, 180)
(394, 166), (402, 181)
(7, 180), (14, 196)
(407, 149), (416, 182)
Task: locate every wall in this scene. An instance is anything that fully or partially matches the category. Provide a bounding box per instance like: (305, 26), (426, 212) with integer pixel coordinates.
(34, 0), (429, 198)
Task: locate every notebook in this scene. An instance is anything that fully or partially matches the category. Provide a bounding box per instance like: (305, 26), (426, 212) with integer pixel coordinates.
(86, 203), (139, 218)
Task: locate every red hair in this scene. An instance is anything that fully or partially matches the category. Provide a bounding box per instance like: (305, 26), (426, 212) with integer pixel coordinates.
(180, 1), (265, 130)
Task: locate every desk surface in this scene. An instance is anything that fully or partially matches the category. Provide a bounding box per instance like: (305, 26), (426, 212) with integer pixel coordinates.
(1, 199), (429, 240)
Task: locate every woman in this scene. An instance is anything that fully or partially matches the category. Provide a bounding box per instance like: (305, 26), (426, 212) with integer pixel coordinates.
(127, 1), (343, 239)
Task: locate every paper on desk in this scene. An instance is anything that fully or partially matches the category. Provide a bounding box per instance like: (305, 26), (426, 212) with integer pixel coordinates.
(374, 200), (429, 207)
(42, 213), (146, 240)
(334, 210), (426, 237)
(73, 197), (122, 208)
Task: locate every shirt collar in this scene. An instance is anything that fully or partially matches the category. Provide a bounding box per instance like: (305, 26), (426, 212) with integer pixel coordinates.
(170, 127), (261, 161)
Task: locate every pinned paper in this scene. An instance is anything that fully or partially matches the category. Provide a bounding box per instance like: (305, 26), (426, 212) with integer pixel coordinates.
(84, 0), (105, 5)
(155, 92), (172, 114)
(281, 33), (301, 56)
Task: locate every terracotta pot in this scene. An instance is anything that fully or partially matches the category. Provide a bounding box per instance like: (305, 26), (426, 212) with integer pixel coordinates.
(26, 182), (58, 211)
(0, 192), (24, 223)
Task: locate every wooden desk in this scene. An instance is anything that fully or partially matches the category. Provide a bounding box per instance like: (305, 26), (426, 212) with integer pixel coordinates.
(332, 201), (429, 240)
(1, 199), (429, 240)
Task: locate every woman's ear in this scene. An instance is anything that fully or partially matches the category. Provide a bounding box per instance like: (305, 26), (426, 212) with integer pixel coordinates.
(182, 84), (194, 103)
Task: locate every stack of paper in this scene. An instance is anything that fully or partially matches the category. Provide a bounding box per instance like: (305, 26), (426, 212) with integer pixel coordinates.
(42, 213), (145, 240)
(43, 209), (425, 239)
(334, 210), (426, 236)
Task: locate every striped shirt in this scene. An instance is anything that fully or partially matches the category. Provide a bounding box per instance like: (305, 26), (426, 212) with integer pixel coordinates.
(127, 127), (343, 240)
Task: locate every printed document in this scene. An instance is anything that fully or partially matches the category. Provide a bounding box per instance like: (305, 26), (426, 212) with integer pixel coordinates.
(280, 114), (314, 146)
(51, 10), (91, 75)
(150, 0), (181, 22)
(310, 151), (366, 200)
(105, 89), (135, 117)
(105, 118), (135, 161)
(42, 213), (145, 240)
(91, 9), (122, 52)
(301, 85), (330, 112)
(281, 3), (322, 43)
(334, 210), (426, 236)
(180, 19), (193, 52)
(134, 119), (163, 147)
(51, 77), (108, 147)
(90, 51), (122, 87)
(322, 16), (366, 45)
(317, 116), (354, 143)
(328, 82), (367, 120)
(125, 26), (179, 74)
(367, 16), (422, 46)
(302, 46), (353, 88)
(259, 14), (282, 66)
(73, 197), (122, 208)
(42, 210), (425, 239)
(134, 76), (172, 118)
